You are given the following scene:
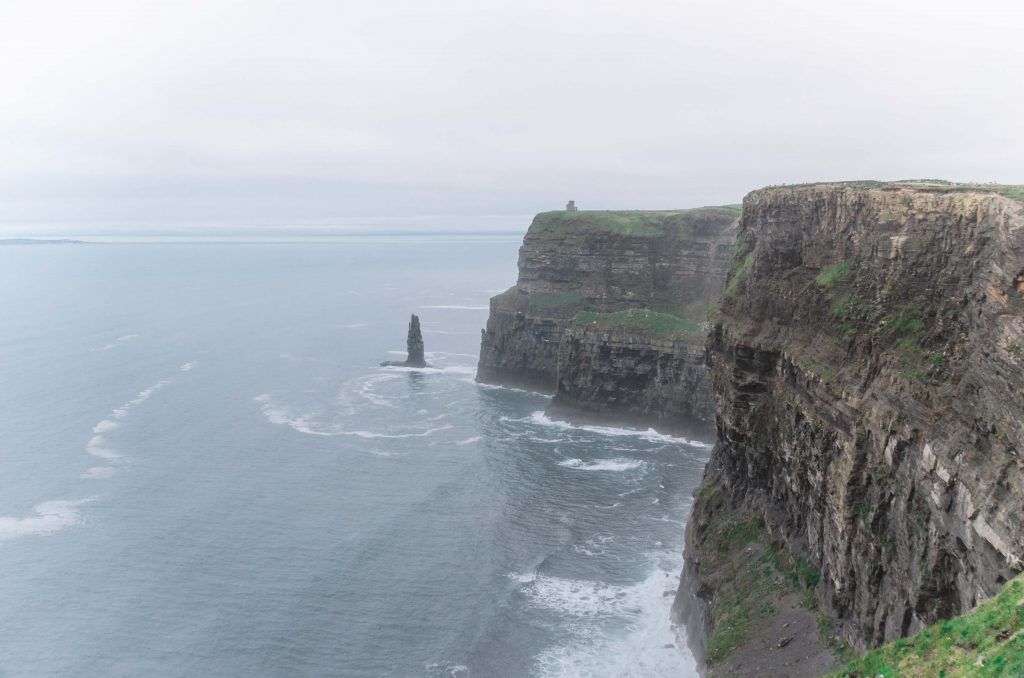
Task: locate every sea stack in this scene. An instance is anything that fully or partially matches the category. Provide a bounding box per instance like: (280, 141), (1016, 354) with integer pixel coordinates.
(381, 314), (428, 367)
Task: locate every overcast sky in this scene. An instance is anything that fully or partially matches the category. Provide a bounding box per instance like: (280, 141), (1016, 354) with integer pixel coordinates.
(1, 0), (1022, 234)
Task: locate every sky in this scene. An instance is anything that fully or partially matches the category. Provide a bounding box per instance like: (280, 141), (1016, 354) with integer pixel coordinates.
(1, 0), (1023, 235)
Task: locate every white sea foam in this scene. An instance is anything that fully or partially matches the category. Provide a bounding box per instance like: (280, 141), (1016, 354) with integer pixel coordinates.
(179, 361), (196, 372)
(358, 374), (399, 407)
(558, 458), (645, 472)
(85, 435), (122, 461)
(82, 467), (116, 480)
(507, 571), (538, 584)
(526, 557), (697, 678)
(470, 380), (553, 398)
(90, 334), (139, 351)
(455, 436), (482, 446)
(0, 497), (96, 542)
(92, 420), (119, 434)
(527, 411), (712, 447)
(256, 393), (454, 439)
(382, 365), (476, 376)
(112, 380), (170, 418)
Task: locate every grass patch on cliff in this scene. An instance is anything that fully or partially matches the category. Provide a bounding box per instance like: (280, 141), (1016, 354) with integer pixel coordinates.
(529, 290), (585, 309)
(530, 207), (739, 238)
(572, 308), (702, 337)
(722, 235), (755, 301)
(816, 261), (852, 287)
(833, 574), (1024, 677)
(699, 513), (828, 665)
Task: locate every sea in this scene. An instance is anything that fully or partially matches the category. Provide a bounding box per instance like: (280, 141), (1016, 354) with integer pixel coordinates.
(0, 235), (711, 678)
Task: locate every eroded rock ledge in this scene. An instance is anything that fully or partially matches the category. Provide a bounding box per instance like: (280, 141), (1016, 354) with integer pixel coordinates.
(476, 208), (737, 432)
(683, 182), (1024, 675)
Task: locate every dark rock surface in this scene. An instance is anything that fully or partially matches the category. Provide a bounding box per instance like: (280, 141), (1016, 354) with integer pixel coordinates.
(549, 326), (714, 436)
(683, 182), (1024, 674)
(381, 314), (428, 368)
(476, 208), (736, 430)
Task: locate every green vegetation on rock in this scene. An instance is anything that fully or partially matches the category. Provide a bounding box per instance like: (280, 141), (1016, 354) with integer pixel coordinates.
(816, 261), (852, 287)
(571, 308), (702, 337)
(529, 290), (585, 309)
(766, 179), (1024, 204)
(530, 206), (739, 238)
(697, 511), (837, 666)
(834, 574), (1024, 677)
(722, 236), (755, 300)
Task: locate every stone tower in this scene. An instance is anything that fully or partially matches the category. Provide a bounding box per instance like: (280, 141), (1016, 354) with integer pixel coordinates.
(565, 200), (578, 212)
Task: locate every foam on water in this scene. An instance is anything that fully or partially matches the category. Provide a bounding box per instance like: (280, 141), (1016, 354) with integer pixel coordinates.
(0, 497), (97, 543)
(528, 411), (712, 448)
(455, 436), (482, 445)
(255, 393), (454, 439)
(558, 458), (646, 472)
(90, 334), (139, 352)
(526, 556), (697, 678)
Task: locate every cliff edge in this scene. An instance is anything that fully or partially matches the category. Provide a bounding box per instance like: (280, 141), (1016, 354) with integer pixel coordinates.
(477, 208), (737, 432)
(682, 181), (1024, 675)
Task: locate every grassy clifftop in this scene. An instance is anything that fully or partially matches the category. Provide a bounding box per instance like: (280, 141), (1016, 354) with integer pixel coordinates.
(530, 205), (740, 238)
(834, 575), (1024, 677)
(761, 180), (1024, 203)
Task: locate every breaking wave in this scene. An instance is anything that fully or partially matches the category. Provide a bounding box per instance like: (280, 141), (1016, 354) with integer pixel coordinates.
(558, 458), (645, 472)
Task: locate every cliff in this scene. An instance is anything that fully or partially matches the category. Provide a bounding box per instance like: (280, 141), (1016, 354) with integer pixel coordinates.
(682, 181), (1024, 675)
(477, 208), (736, 431)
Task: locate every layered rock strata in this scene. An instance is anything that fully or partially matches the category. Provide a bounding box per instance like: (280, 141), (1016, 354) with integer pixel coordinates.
(682, 182), (1024, 674)
(477, 208), (737, 430)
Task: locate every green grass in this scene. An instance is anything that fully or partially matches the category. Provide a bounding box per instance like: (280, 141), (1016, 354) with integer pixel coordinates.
(723, 236), (755, 300)
(530, 206), (739, 238)
(763, 179), (1024, 204)
(833, 574), (1024, 677)
(529, 290), (584, 309)
(699, 514), (831, 665)
(816, 261), (852, 287)
(571, 308), (702, 337)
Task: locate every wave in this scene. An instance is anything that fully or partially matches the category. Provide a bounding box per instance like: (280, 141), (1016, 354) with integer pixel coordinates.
(81, 467), (116, 480)
(111, 379), (171, 419)
(558, 458), (645, 472)
(90, 334), (139, 352)
(0, 497), (96, 543)
(92, 419), (119, 434)
(255, 394), (453, 439)
(527, 411), (712, 447)
(358, 373), (399, 407)
(85, 435), (122, 461)
(455, 436), (482, 446)
(523, 557), (697, 678)
(84, 369), (188, 476)
(468, 380), (554, 398)
(382, 365), (476, 376)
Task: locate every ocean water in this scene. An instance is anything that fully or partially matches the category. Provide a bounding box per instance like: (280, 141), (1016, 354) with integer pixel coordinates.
(0, 237), (710, 678)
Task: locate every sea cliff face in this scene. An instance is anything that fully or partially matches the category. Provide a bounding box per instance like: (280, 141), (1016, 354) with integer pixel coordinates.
(477, 208), (736, 430)
(683, 182), (1024, 674)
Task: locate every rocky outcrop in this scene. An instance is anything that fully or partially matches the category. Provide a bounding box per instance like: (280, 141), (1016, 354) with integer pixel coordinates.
(549, 323), (713, 433)
(682, 182), (1024, 674)
(382, 314), (428, 368)
(477, 208), (736, 430)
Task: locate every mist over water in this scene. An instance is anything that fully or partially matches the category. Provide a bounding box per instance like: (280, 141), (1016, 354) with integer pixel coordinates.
(0, 237), (708, 677)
